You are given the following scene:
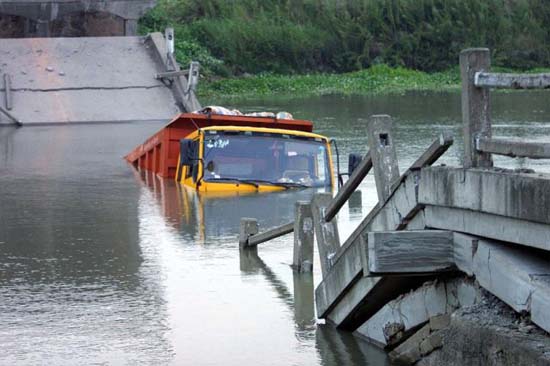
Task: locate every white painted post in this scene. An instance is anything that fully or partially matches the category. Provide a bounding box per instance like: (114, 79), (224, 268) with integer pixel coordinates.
(165, 27), (175, 54)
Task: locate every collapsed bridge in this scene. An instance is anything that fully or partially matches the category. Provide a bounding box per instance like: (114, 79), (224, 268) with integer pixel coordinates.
(239, 48), (550, 365)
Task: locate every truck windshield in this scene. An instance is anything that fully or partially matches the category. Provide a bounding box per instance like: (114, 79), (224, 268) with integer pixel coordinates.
(202, 131), (331, 188)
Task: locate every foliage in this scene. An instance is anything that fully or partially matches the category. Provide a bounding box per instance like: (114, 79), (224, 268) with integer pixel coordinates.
(141, 0), (550, 75)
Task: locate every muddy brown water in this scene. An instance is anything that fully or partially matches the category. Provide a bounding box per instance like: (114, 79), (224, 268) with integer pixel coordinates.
(1, 91), (549, 365)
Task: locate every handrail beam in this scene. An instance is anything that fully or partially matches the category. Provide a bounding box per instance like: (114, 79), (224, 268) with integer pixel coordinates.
(475, 72), (550, 89)
(324, 151), (372, 222)
(477, 137), (550, 159)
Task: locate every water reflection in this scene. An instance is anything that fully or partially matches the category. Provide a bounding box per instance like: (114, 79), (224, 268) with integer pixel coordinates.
(137, 169), (389, 365)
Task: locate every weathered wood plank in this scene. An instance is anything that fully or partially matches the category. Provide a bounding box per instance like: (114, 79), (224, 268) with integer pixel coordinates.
(476, 137), (550, 159)
(324, 151), (372, 222)
(293, 201), (314, 273)
(367, 115), (400, 203)
(460, 48), (493, 168)
(475, 72), (550, 89)
(248, 222), (294, 247)
(312, 193), (341, 277)
(367, 230), (455, 275)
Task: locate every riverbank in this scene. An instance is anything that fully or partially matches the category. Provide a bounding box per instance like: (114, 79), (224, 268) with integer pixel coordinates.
(197, 65), (550, 100)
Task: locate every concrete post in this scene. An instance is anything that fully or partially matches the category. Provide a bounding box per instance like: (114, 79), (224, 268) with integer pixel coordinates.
(292, 272), (315, 330)
(311, 193), (340, 277)
(4, 74), (13, 111)
(124, 19), (138, 36)
(165, 27), (175, 54)
(186, 61), (200, 94)
(293, 201), (314, 273)
(36, 19), (50, 37)
(460, 48), (493, 168)
(367, 115), (400, 203)
(239, 218), (258, 249)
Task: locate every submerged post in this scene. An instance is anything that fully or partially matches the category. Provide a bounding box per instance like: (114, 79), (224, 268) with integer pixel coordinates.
(239, 218), (258, 249)
(293, 201), (314, 273)
(366, 115), (400, 203)
(460, 48), (493, 168)
(311, 193), (340, 277)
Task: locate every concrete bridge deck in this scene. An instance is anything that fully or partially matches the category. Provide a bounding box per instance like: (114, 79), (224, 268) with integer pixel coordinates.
(0, 32), (200, 125)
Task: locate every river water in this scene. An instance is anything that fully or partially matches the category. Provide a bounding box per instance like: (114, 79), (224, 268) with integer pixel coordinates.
(1, 91), (549, 365)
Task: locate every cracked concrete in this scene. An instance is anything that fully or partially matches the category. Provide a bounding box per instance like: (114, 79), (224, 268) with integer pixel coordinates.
(354, 278), (482, 348)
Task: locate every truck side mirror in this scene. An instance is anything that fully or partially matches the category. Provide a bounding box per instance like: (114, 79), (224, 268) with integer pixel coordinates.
(180, 139), (196, 166)
(348, 153), (362, 175)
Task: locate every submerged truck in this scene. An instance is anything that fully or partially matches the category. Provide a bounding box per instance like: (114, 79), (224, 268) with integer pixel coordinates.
(125, 110), (340, 193)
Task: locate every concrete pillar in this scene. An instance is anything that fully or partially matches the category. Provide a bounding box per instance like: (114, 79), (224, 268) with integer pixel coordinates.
(293, 201), (314, 273)
(311, 193), (340, 277)
(293, 272), (315, 330)
(460, 48), (493, 169)
(367, 115), (400, 203)
(124, 19), (138, 36)
(35, 19), (49, 37)
(239, 218), (258, 249)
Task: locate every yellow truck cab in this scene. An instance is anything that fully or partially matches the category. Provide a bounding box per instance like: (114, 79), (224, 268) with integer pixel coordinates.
(125, 110), (340, 194)
(175, 126), (335, 193)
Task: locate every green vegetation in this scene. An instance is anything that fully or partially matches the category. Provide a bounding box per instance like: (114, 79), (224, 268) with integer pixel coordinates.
(198, 65), (460, 99)
(139, 0), (550, 98)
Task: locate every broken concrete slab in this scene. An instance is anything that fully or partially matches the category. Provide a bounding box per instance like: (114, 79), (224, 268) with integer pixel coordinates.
(416, 297), (550, 366)
(426, 205), (550, 252)
(419, 166), (550, 226)
(355, 279), (481, 348)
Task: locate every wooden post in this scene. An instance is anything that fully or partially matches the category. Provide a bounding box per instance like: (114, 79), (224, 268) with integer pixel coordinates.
(239, 218), (258, 249)
(460, 48), (493, 168)
(311, 193), (341, 277)
(367, 115), (400, 203)
(293, 201), (314, 273)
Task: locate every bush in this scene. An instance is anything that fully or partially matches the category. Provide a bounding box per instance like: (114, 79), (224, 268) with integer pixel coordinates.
(140, 0), (550, 75)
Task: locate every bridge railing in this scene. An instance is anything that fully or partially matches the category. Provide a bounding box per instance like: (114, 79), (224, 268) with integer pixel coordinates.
(461, 48), (550, 166)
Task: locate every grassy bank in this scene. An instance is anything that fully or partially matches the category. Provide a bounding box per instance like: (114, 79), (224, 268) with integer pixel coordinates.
(197, 65), (550, 100)
(198, 65), (460, 99)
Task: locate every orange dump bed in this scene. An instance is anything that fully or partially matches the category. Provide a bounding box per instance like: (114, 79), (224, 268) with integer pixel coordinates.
(125, 113), (314, 178)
